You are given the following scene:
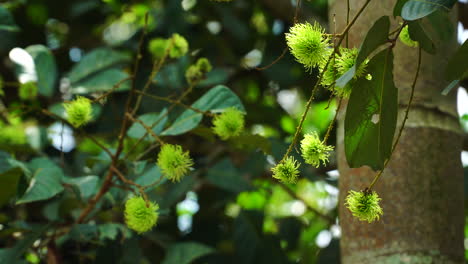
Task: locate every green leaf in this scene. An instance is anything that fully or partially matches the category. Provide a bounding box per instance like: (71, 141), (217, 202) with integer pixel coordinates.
(127, 109), (168, 141)
(25, 45), (57, 97)
(71, 68), (131, 94)
(0, 152), (29, 207)
(162, 242), (215, 264)
(426, 10), (455, 41)
(229, 133), (272, 154)
(445, 39), (468, 81)
(0, 169), (22, 208)
(336, 16), (390, 88)
(345, 49), (398, 170)
(0, 6), (19, 32)
(401, 0), (456, 21)
(161, 85), (245, 135)
(67, 48), (131, 83)
(17, 168), (65, 204)
(394, 0), (409, 17)
(158, 175), (196, 209)
(63, 176), (99, 200)
(0, 225), (49, 263)
(407, 21), (436, 54)
(206, 159), (251, 193)
(134, 164), (166, 187)
(98, 223), (129, 241)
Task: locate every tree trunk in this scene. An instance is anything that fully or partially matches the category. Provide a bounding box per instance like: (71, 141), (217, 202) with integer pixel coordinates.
(330, 0), (465, 263)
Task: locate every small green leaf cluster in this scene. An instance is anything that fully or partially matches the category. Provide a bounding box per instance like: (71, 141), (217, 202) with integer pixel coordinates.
(212, 107), (245, 140)
(148, 33), (189, 59)
(300, 132), (333, 168)
(345, 190), (383, 223)
(64, 96), (93, 128)
(157, 144), (194, 182)
(18, 81), (38, 100)
(399, 25), (418, 48)
(185, 57), (213, 85)
(271, 156), (300, 184)
(124, 196), (159, 233)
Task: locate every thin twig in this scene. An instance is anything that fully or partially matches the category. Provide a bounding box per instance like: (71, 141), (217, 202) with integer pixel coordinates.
(125, 112), (165, 145)
(135, 90), (214, 116)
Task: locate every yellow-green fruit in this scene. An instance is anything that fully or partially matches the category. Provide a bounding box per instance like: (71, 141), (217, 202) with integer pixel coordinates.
(212, 107), (245, 140)
(18, 81), (38, 100)
(157, 144), (194, 182)
(63, 96), (93, 128)
(271, 156), (301, 184)
(148, 38), (169, 59)
(169, 34), (189, 59)
(285, 22), (330, 71)
(300, 132), (333, 168)
(124, 196), (159, 233)
(345, 190), (383, 223)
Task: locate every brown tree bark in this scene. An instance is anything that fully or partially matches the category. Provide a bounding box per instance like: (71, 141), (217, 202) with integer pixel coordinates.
(330, 0), (465, 263)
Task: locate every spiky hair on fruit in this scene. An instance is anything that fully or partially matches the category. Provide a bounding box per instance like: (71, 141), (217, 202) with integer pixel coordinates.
(157, 144), (194, 182)
(124, 196), (159, 233)
(345, 189), (383, 223)
(399, 25), (418, 48)
(285, 22), (330, 71)
(300, 132), (333, 168)
(63, 96), (93, 128)
(271, 156), (301, 184)
(212, 107), (245, 140)
(169, 33), (189, 59)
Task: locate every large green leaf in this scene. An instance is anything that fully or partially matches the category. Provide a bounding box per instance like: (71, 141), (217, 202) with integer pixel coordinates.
(407, 21), (436, 54)
(71, 68), (131, 94)
(162, 242), (214, 264)
(25, 45), (57, 97)
(0, 6), (19, 32)
(0, 152), (28, 207)
(134, 164), (166, 187)
(336, 16), (390, 88)
(393, 0), (409, 17)
(17, 167), (65, 204)
(206, 159), (251, 193)
(445, 39), (468, 81)
(401, 0), (456, 20)
(161, 85), (245, 136)
(345, 49), (398, 170)
(63, 175), (99, 200)
(127, 109), (168, 141)
(67, 48), (131, 83)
